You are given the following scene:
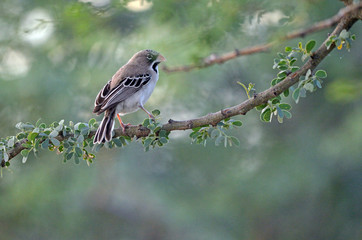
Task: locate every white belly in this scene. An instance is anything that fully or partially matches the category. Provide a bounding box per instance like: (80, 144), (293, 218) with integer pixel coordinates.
(116, 73), (158, 116)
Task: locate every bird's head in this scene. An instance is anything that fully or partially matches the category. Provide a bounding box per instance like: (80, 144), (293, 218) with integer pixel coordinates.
(129, 49), (166, 69)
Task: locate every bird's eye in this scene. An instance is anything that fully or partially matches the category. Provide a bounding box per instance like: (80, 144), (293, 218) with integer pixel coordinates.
(146, 54), (152, 60)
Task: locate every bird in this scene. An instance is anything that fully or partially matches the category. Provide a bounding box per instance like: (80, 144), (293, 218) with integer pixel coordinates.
(93, 49), (166, 144)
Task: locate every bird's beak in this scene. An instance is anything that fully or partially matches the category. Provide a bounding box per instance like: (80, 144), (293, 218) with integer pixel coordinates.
(157, 54), (166, 62)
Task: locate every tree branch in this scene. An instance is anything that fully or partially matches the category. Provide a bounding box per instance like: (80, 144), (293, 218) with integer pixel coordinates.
(2, 4), (361, 167)
(162, 3), (362, 73)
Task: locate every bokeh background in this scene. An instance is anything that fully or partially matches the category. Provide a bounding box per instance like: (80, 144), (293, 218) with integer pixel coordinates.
(0, 0), (361, 239)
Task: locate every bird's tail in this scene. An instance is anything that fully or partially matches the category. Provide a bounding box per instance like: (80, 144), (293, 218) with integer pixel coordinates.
(93, 109), (116, 144)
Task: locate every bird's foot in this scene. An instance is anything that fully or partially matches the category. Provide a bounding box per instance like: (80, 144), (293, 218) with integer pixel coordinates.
(120, 122), (132, 132)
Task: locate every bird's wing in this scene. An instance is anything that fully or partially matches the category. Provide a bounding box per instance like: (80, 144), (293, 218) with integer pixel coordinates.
(93, 73), (152, 114)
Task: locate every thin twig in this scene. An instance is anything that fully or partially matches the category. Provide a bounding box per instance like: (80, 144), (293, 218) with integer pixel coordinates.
(162, 3), (362, 73)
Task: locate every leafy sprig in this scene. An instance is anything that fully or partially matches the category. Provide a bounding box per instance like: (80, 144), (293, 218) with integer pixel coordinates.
(291, 69), (327, 103)
(256, 96), (292, 123)
(140, 110), (170, 151)
(257, 39), (328, 122)
(189, 118), (242, 147)
(237, 82), (255, 99)
(326, 29), (356, 51)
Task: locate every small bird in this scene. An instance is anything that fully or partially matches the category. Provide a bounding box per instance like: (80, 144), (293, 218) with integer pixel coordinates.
(93, 49), (166, 144)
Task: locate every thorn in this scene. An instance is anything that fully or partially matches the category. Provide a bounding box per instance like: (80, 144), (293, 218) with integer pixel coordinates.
(168, 119), (174, 124)
(253, 93), (258, 99)
(235, 48), (240, 56)
(273, 91), (277, 96)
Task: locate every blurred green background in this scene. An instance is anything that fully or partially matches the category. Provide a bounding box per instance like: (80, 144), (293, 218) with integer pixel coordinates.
(0, 0), (361, 239)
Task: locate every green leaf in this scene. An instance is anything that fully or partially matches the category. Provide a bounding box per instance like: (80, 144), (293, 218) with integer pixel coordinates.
(112, 138), (123, 147)
(119, 136), (127, 145)
(215, 135), (224, 146)
(50, 138), (60, 146)
(289, 57), (297, 64)
(41, 139), (50, 149)
(256, 104), (267, 111)
(74, 156), (80, 164)
(21, 149), (30, 163)
(49, 130), (58, 138)
(88, 118), (96, 127)
(299, 88), (306, 98)
(35, 119), (42, 127)
(292, 88), (300, 103)
(3, 152), (9, 162)
(159, 137), (168, 144)
(285, 46), (292, 52)
(152, 109), (160, 116)
(74, 123), (87, 131)
(277, 71), (287, 79)
(304, 82), (314, 92)
(276, 106), (284, 118)
(277, 52), (285, 58)
(271, 78), (280, 86)
(232, 120), (242, 126)
(350, 34), (356, 41)
(189, 131), (199, 139)
(15, 122), (35, 130)
(21, 149), (30, 157)
(143, 118), (150, 127)
(325, 39), (333, 49)
(271, 98), (280, 104)
(211, 129), (219, 138)
(298, 42), (302, 49)
(283, 88), (289, 97)
(66, 152), (74, 160)
(315, 70), (327, 78)
(278, 65), (288, 70)
(75, 147), (83, 157)
(229, 136), (240, 146)
(315, 79), (322, 89)
(159, 130), (167, 138)
(279, 103), (291, 110)
(277, 115), (283, 123)
(261, 108), (272, 122)
(291, 66), (299, 72)
(143, 138), (153, 149)
(77, 135), (84, 145)
(282, 110), (292, 119)
(27, 132), (38, 142)
(339, 29), (349, 39)
(7, 137), (15, 148)
(22, 142), (32, 148)
(147, 124), (155, 131)
(16, 133), (27, 140)
(306, 40), (316, 53)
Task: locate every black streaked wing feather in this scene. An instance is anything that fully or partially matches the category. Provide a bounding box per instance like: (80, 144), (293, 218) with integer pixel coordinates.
(93, 79), (111, 114)
(98, 74), (151, 112)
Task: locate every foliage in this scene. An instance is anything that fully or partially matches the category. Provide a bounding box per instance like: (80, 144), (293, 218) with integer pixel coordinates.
(237, 82), (255, 99)
(140, 110), (170, 151)
(190, 118), (242, 147)
(326, 29), (356, 50)
(255, 39), (330, 123)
